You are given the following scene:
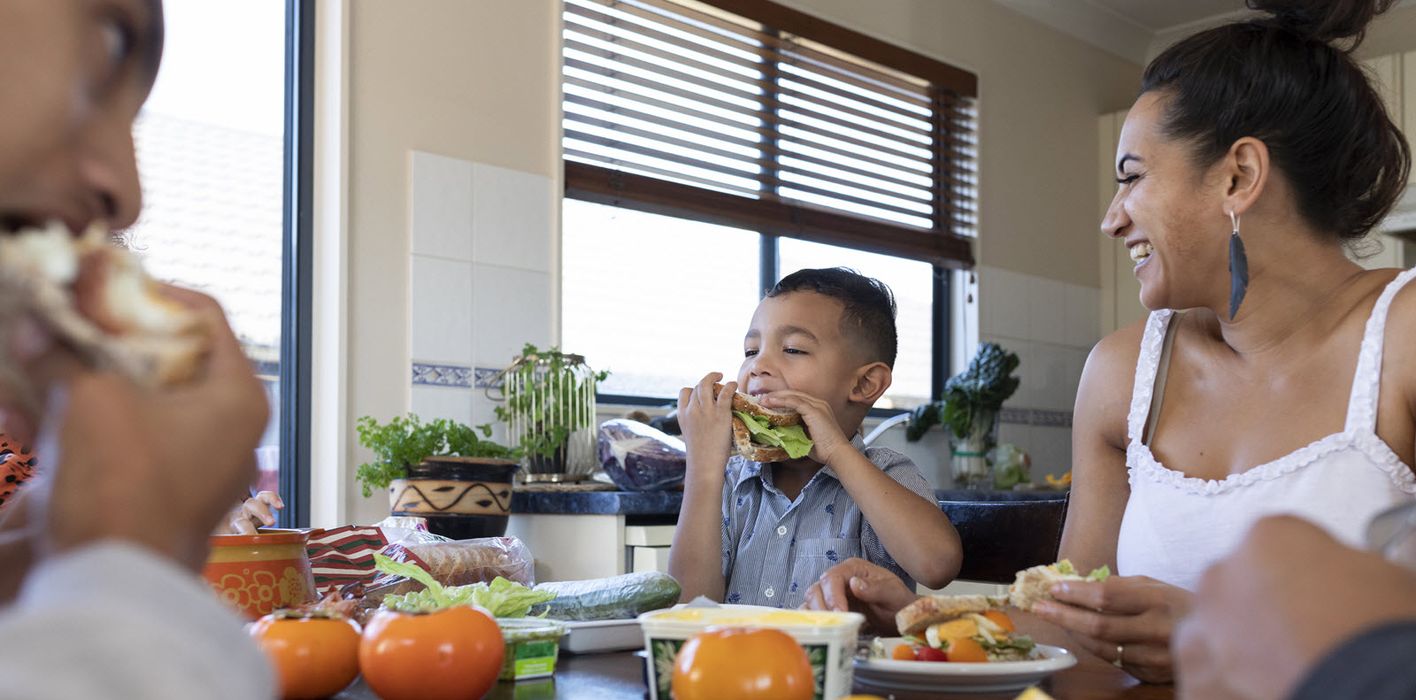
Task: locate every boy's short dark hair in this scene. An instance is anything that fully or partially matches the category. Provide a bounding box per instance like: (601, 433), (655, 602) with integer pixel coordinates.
(766, 267), (898, 368)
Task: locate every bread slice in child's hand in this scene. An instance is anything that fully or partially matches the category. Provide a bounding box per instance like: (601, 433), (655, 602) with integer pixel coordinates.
(0, 221), (210, 405)
(712, 382), (812, 462)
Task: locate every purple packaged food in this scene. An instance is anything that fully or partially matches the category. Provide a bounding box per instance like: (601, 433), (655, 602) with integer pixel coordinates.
(597, 419), (687, 491)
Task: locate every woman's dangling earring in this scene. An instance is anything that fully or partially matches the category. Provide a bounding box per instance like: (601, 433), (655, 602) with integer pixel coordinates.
(1227, 210), (1248, 320)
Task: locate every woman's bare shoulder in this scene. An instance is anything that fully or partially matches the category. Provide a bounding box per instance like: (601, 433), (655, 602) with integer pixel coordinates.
(1074, 316), (1150, 448)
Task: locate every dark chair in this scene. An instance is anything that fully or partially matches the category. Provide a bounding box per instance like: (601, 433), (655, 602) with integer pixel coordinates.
(936, 491), (1070, 584)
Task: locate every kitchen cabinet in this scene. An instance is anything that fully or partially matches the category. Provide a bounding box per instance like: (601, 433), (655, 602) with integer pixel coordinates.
(1355, 53), (1412, 270)
(1098, 109), (1146, 335)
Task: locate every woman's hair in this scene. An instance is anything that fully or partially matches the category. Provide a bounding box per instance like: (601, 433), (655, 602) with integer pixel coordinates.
(1141, 0), (1410, 241)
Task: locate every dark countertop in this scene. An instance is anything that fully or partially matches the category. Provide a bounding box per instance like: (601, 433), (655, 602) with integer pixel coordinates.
(511, 489), (684, 516)
(511, 487), (1067, 515)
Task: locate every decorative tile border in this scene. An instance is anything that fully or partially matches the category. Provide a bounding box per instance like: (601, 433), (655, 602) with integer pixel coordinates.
(1001, 407), (1073, 428)
(411, 362), (473, 388)
(474, 367), (504, 389)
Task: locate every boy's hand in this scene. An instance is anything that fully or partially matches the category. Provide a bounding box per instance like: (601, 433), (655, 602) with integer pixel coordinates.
(760, 390), (849, 465)
(223, 491), (285, 535)
(677, 373), (735, 482)
(801, 557), (919, 634)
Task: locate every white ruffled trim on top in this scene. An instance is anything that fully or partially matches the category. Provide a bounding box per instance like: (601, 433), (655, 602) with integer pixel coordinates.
(1128, 431), (1416, 497)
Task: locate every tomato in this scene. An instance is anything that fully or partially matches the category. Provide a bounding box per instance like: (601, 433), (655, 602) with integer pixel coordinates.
(914, 645), (948, 662)
(983, 610), (1017, 633)
(672, 627), (813, 700)
(891, 644), (916, 660)
(359, 606), (504, 700)
(945, 637), (989, 662)
(249, 613), (362, 699)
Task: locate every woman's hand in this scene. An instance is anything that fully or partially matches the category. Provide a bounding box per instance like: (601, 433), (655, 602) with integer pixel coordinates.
(222, 490), (284, 535)
(676, 373), (735, 482)
(1031, 575), (1192, 683)
(800, 557), (919, 634)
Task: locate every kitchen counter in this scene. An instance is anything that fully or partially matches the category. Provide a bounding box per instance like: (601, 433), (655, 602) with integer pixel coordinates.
(512, 489), (683, 516)
(511, 487), (1067, 515)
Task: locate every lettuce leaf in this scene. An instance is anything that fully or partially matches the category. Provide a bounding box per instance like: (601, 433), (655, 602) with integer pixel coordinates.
(469, 577), (556, 618)
(734, 411), (813, 459)
(1087, 565), (1111, 582)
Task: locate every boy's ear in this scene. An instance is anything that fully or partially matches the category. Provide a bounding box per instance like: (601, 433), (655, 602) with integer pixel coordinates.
(850, 362), (892, 405)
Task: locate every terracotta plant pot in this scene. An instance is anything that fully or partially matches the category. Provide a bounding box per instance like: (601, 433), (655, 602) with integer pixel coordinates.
(204, 529), (317, 619)
(388, 456), (518, 540)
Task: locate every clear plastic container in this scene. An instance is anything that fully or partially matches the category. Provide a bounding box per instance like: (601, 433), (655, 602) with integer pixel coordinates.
(638, 604), (865, 699)
(497, 618), (568, 681)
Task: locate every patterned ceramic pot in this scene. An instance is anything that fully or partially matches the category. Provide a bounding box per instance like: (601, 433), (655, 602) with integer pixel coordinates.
(204, 529), (317, 619)
(388, 457), (518, 540)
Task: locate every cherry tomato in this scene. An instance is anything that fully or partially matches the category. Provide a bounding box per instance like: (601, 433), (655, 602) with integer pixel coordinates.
(672, 627), (813, 700)
(891, 644), (916, 660)
(945, 637), (989, 662)
(914, 645), (948, 662)
(359, 606), (504, 700)
(249, 613), (362, 699)
(983, 610), (1017, 633)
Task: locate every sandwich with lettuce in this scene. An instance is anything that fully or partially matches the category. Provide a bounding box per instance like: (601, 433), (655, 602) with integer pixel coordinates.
(714, 384), (813, 462)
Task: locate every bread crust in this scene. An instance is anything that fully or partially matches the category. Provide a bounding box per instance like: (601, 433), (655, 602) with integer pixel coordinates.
(894, 594), (1004, 637)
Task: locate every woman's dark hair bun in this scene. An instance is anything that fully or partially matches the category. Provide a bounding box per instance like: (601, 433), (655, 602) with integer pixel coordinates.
(1246, 0), (1396, 48)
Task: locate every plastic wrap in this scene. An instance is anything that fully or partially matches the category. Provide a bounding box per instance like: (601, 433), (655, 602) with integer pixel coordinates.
(597, 419), (687, 491)
(534, 571), (681, 621)
(361, 536), (535, 607)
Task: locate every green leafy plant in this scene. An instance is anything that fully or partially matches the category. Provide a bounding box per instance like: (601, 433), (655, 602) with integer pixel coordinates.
(494, 343), (609, 462)
(355, 414), (520, 497)
(907, 342), (1021, 442)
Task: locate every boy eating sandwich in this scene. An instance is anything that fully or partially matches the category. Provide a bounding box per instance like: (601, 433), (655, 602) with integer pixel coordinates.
(670, 267), (962, 607)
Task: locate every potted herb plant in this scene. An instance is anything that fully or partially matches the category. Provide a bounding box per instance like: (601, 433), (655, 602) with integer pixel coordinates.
(492, 343), (608, 482)
(906, 342), (1021, 488)
(356, 414), (522, 539)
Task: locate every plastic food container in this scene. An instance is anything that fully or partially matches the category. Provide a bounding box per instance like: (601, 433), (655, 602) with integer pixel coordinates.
(498, 618), (568, 681)
(638, 604), (865, 700)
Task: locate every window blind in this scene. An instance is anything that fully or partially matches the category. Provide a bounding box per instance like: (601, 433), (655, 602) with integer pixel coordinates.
(562, 0), (977, 268)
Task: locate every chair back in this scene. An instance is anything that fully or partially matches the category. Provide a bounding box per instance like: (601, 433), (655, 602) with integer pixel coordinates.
(937, 492), (1069, 584)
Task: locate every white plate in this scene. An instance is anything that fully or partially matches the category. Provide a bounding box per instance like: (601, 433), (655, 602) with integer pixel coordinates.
(558, 619), (643, 654)
(854, 638), (1077, 694)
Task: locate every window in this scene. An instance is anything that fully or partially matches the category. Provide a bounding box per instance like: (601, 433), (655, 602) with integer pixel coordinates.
(561, 0), (976, 408)
(776, 239), (935, 408)
(128, 0), (311, 524)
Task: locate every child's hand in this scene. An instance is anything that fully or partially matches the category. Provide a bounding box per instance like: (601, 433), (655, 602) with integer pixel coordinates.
(760, 390), (850, 465)
(677, 372), (736, 481)
(222, 491), (284, 535)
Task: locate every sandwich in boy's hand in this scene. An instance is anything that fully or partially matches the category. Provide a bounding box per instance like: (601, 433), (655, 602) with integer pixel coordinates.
(1007, 559), (1111, 612)
(713, 383), (813, 461)
(0, 221), (210, 406)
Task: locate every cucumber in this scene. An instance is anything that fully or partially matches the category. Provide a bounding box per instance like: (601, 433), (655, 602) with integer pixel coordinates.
(533, 571), (681, 621)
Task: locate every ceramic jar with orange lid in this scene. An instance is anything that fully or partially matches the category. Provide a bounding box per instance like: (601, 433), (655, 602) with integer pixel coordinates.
(204, 529), (317, 619)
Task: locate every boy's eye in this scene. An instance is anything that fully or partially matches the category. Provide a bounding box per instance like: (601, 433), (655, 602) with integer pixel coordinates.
(744, 349), (759, 358)
(784, 347), (807, 355)
(1115, 174), (1140, 186)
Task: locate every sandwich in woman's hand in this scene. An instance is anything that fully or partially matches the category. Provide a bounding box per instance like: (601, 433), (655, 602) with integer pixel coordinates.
(713, 384), (813, 461)
(1008, 559), (1111, 612)
(0, 221), (210, 400)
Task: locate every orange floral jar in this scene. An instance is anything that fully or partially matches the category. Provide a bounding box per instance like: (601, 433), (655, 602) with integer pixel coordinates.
(204, 530), (317, 619)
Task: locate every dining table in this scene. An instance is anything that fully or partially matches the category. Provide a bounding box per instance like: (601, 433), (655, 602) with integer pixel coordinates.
(335, 612), (1176, 700)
